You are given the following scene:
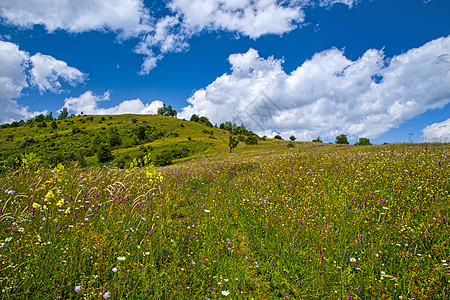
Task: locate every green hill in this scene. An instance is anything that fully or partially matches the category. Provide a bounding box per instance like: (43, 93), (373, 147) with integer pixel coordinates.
(0, 114), (295, 168)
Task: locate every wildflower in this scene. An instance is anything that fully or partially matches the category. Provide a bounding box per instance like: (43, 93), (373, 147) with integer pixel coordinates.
(359, 234), (364, 243)
(103, 291), (111, 298)
(443, 217), (448, 224)
(64, 207), (71, 214)
(112, 267), (118, 272)
(117, 256), (126, 261)
(221, 290), (230, 296)
(18, 227), (24, 233)
(350, 257), (356, 263)
(32, 202), (42, 210)
(5, 237), (12, 242)
(56, 199), (64, 207)
(75, 285), (82, 292)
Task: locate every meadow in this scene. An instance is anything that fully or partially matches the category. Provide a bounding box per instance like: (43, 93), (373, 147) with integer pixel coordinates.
(0, 142), (448, 299)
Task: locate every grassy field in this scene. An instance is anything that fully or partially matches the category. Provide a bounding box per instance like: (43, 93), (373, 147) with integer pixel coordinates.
(0, 141), (448, 299)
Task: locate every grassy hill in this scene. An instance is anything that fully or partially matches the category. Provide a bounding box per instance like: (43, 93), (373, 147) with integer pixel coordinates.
(1, 115), (448, 299)
(0, 114), (273, 168)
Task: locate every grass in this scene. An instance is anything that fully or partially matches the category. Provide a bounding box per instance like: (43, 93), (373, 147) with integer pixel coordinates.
(0, 142), (448, 299)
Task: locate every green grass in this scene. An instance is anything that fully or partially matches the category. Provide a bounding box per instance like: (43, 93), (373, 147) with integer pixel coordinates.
(0, 142), (449, 299)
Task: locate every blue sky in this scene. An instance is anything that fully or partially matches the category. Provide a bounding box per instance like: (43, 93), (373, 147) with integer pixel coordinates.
(0, 0), (449, 144)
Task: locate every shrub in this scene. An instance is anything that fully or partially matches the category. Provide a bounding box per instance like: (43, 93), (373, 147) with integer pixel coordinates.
(274, 135), (283, 140)
(335, 134), (349, 144)
(287, 142), (294, 148)
(289, 135), (296, 141)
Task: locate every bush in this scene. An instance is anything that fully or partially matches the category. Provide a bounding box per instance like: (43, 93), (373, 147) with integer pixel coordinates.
(287, 142), (294, 148)
(355, 138), (372, 146)
(335, 134), (349, 144)
(97, 144), (113, 163)
(274, 135), (283, 140)
(245, 135), (258, 145)
(289, 135), (296, 141)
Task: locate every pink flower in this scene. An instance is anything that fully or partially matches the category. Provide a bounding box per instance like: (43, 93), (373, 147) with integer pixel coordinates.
(103, 291), (111, 298)
(75, 285), (82, 292)
(112, 267), (118, 272)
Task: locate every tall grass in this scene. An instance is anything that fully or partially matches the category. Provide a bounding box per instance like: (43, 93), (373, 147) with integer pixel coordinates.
(0, 143), (448, 299)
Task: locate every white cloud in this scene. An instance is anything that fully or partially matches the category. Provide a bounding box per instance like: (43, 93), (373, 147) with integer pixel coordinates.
(422, 118), (450, 142)
(0, 0), (151, 38)
(136, 0), (356, 73)
(179, 36), (450, 141)
(29, 53), (86, 93)
(0, 41), (85, 124)
(63, 91), (164, 115)
(0, 0), (358, 74)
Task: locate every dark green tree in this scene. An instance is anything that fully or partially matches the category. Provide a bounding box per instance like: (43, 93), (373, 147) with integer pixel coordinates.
(190, 114), (200, 122)
(274, 135), (283, 140)
(157, 104), (177, 117)
(335, 134), (349, 144)
(229, 135), (239, 153)
(97, 143), (113, 163)
(355, 137), (372, 146)
(50, 120), (58, 130)
(289, 135), (296, 141)
(58, 108), (69, 120)
(312, 136), (322, 143)
(245, 135), (258, 145)
(137, 126), (147, 141)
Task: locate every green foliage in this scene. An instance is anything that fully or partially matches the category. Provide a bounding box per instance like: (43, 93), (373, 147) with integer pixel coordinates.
(50, 120), (58, 130)
(58, 107), (69, 120)
(97, 143), (113, 163)
(335, 134), (349, 144)
(287, 142), (294, 148)
(274, 135), (283, 140)
(229, 135), (238, 153)
(157, 103), (177, 117)
(245, 135), (258, 145)
(355, 137), (372, 146)
(190, 114), (200, 122)
(312, 136), (323, 143)
(289, 135), (296, 141)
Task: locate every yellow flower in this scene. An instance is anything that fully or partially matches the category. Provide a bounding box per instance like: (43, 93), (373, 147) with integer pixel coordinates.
(56, 199), (65, 207)
(64, 207), (71, 214)
(32, 202), (42, 209)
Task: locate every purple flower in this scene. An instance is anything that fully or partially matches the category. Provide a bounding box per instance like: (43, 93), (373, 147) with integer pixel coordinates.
(443, 217), (448, 224)
(75, 285), (82, 293)
(344, 252), (348, 259)
(438, 161), (442, 167)
(359, 234), (364, 243)
(103, 291), (111, 298)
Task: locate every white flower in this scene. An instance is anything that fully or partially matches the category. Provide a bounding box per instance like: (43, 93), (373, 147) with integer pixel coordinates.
(5, 237), (12, 242)
(18, 228), (24, 232)
(117, 256), (126, 261)
(350, 257), (356, 263)
(221, 290), (230, 296)
(204, 209), (210, 213)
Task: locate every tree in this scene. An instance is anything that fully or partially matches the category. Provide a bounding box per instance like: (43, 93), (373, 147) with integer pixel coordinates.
(245, 135), (258, 145)
(289, 135), (296, 141)
(137, 126), (147, 141)
(274, 135), (283, 140)
(229, 135), (239, 153)
(50, 120), (58, 130)
(157, 104), (177, 117)
(58, 108), (69, 120)
(97, 143), (113, 163)
(312, 136), (322, 143)
(355, 138), (372, 146)
(335, 134), (349, 144)
(190, 114), (200, 122)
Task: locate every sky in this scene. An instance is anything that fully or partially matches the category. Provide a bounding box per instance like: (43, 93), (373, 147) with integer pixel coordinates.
(0, 0), (449, 144)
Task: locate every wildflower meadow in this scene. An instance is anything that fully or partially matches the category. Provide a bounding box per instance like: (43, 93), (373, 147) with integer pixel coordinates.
(0, 142), (448, 299)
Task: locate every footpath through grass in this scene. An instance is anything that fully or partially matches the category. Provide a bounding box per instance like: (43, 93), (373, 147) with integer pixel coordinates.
(0, 143), (449, 299)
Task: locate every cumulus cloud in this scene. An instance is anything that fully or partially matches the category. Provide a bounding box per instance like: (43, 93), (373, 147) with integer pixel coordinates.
(422, 118), (450, 142)
(179, 36), (450, 140)
(29, 53), (86, 93)
(0, 0), (358, 74)
(0, 41), (85, 124)
(136, 0), (355, 74)
(0, 0), (151, 38)
(63, 91), (164, 115)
